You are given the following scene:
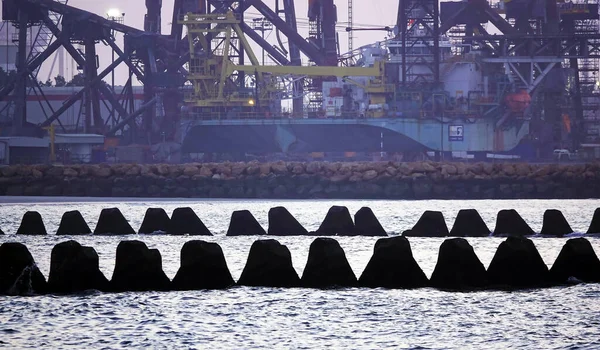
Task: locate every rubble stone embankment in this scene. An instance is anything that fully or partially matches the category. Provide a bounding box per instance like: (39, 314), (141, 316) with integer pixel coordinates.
(0, 161), (598, 199)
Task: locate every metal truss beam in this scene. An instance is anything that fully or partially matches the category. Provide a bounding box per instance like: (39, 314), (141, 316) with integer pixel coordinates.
(39, 55), (126, 127)
(438, 1), (517, 36)
(470, 34), (600, 59)
(482, 57), (564, 63)
(247, 0), (325, 65)
(28, 71), (67, 132)
(397, 0), (440, 85)
(22, 0), (144, 35)
(107, 97), (158, 136)
(240, 22), (290, 65)
(105, 36), (145, 83)
(40, 17), (140, 133)
(524, 62), (557, 93)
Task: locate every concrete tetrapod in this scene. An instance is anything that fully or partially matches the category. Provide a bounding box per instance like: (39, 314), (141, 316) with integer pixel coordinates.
(94, 208), (136, 235)
(359, 236), (428, 288)
(492, 209), (535, 236)
(487, 236), (550, 288)
(237, 239), (300, 287)
(56, 210), (92, 235)
(226, 210), (266, 236)
(430, 238), (487, 290)
(301, 238), (358, 288)
(16, 211), (47, 235)
(449, 209), (490, 237)
(0, 242), (47, 295)
(354, 207), (388, 237)
(549, 238), (600, 283)
(172, 240), (235, 290)
(540, 209), (573, 236)
(267, 206), (308, 236)
(139, 208), (171, 234)
(314, 206), (357, 236)
(168, 207), (211, 235)
(403, 210), (449, 237)
(48, 240), (109, 293)
(587, 208), (600, 234)
(110, 240), (171, 292)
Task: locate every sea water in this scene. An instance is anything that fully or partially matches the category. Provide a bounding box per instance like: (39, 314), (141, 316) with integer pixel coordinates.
(1, 197), (599, 349)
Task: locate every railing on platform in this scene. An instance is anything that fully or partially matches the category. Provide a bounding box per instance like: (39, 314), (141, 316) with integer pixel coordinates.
(183, 109), (487, 121)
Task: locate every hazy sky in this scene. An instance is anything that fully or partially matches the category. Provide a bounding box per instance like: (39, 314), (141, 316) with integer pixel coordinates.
(40, 0), (397, 84)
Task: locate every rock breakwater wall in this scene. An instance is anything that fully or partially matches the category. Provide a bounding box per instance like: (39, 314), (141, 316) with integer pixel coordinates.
(1, 161), (599, 199)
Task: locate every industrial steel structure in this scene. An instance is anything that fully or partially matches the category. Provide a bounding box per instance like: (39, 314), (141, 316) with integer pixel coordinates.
(1, 0), (599, 162)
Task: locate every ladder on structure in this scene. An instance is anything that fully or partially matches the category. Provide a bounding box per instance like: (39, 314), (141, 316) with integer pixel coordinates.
(27, 0), (69, 79)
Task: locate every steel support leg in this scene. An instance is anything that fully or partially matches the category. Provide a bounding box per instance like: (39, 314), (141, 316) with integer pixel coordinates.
(83, 39), (95, 132)
(282, 0), (303, 117)
(433, 0), (440, 84)
(143, 47), (158, 140)
(84, 40), (103, 130)
(13, 9), (29, 133)
(570, 57), (584, 149)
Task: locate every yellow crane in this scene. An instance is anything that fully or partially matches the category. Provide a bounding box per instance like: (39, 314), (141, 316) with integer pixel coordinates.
(180, 12), (393, 114)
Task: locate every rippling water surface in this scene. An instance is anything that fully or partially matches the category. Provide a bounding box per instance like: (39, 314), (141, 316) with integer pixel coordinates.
(1, 197), (600, 349)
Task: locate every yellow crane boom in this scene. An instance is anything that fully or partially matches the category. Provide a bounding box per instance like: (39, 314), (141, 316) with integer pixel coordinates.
(226, 61), (384, 78)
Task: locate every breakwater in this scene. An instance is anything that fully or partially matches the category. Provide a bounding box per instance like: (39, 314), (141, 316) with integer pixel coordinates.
(1, 236), (600, 295)
(1, 161), (599, 199)
(3, 206), (600, 236)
